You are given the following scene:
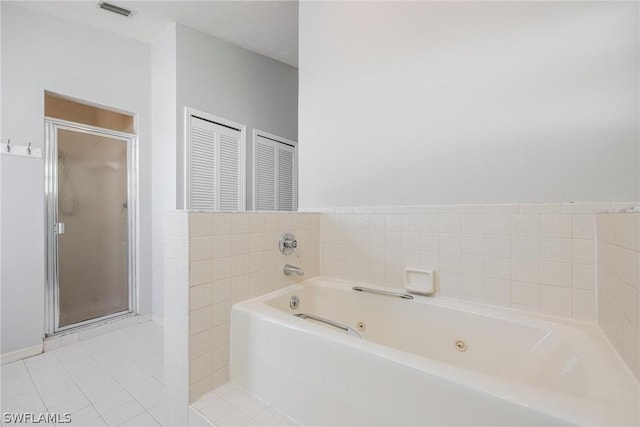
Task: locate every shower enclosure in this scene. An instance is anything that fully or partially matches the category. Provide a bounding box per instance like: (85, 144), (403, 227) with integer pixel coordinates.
(45, 119), (137, 334)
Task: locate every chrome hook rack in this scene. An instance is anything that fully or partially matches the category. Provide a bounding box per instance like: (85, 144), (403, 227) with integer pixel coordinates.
(2, 139), (42, 158)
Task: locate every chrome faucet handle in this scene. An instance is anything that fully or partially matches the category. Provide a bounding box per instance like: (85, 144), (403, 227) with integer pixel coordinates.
(279, 232), (297, 255)
(284, 238), (297, 249)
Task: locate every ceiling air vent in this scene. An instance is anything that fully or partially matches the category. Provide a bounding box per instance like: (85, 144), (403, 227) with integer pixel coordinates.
(98, 1), (133, 17)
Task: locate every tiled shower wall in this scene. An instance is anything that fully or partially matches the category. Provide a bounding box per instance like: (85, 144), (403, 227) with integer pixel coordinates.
(166, 212), (320, 405)
(596, 213), (640, 380)
(318, 203), (637, 321)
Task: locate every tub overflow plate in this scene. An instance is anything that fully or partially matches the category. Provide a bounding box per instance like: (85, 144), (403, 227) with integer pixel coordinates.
(455, 339), (467, 352)
(289, 295), (299, 310)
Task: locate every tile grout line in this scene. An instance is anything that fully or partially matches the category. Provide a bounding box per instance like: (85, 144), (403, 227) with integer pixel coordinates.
(82, 334), (161, 426)
(51, 345), (109, 426)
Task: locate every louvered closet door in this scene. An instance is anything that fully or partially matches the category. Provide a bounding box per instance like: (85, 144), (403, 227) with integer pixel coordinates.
(189, 117), (217, 210)
(218, 127), (241, 210)
(255, 138), (277, 210)
(255, 134), (297, 211)
(188, 116), (242, 210)
(276, 144), (295, 211)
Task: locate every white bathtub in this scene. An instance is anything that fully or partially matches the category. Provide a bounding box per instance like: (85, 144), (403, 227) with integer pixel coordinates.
(230, 278), (638, 426)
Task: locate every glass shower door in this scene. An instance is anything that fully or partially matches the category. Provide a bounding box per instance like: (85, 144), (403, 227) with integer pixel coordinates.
(47, 123), (135, 331)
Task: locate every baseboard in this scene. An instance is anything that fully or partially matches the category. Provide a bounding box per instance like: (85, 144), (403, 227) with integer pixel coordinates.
(1, 343), (43, 365)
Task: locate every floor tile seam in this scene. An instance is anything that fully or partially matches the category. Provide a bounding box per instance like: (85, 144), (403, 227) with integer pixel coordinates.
(51, 347), (109, 426)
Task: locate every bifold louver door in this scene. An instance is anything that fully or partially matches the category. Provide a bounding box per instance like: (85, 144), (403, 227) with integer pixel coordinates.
(188, 116), (242, 210)
(255, 134), (297, 211)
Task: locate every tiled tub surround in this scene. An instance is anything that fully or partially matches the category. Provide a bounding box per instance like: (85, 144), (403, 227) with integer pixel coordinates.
(163, 210), (320, 424)
(162, 203), (639, 424)
(317, 203), (639, 321)
(597, 213), (640, 381)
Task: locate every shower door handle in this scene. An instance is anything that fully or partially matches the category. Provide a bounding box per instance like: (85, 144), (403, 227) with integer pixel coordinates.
(55, 223), (65, 235)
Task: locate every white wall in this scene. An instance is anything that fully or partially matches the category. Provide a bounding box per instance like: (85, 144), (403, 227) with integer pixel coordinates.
(1, 3), (151, 354)
(298, 2), (640, 209)
(175, 24), (298, 209)
(151, 26), (177, 321)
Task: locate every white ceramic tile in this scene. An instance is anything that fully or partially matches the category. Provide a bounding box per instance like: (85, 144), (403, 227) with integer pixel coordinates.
(439, 235), (460, 254)
(485, 236), (510, 258)
(511, 238), (539, 260)
(484, 278), (511, 306)
(212, 257), (233, 281)
(486, 257), (510, 280)
(200, 398), (234, 422)
(212, 235), (233, 258)
(511, 259), (539, 284)
(102, 398), (146, 426)
(190, 306), (212, 336)
(419, 214), (439, 233)
(539, 238), (572, 263)
(573, 263), (596, 290)
(512, 281), (540, 308)
(484, 214), (512, 236)
(512, 214), (539, 237)
(572, 289), (595, 317)
(190, 214), (212, 238)
(572, 215), (595, 239)
(190, 284), (212, 311)
(620, 249), (640, 290)
(458, 275), (484, 299)
(190, 261), (213, 286)
(439, 253), (461, 273)
(572, 239), (595, 265)
(540, 214), (572, 238)
(212, 214), (233, 236)
(439, 214), (460, 234)
(222, 389), (267, 417)
(215, 408), (252, 427)
(232, 214), (250, 234)
(190, 352), (213, 384)
(247, 406), (286, 427)
(461, 235), (484, 255)
(461, 255), (485, 276)
(540, 261), (571, 287)
(540, 285), (571, 315)
(191, 238), (213, 262)
(461, 214), (484, 234)
(121, 411), (160, 426)
(93, 391), (135, 416)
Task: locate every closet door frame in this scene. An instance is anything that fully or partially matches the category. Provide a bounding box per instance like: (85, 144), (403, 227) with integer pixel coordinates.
(184, 107), (246, 211)
(252, 129), (298, 211)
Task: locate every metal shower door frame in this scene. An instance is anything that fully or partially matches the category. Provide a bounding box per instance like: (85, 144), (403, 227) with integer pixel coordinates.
(44, 118), (139, 336)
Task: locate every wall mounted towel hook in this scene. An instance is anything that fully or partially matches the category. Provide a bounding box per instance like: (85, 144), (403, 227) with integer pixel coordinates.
(6, 139), (11, 153)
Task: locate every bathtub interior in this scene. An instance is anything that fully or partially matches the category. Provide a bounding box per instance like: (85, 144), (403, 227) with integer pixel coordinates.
(263, 280), (634, 402)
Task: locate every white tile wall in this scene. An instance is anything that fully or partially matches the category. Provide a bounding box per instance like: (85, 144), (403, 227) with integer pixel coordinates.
(318, 203), (619, 321)
(164, 211), (190, 426)
(183, 212), (320, 402)
(596, 213), (640, 380)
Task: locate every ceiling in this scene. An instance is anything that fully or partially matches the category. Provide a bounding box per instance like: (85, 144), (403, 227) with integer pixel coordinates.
(14, 1), (299, 67)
